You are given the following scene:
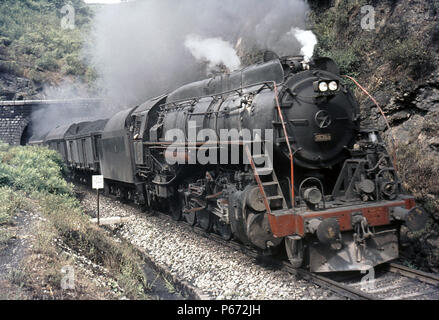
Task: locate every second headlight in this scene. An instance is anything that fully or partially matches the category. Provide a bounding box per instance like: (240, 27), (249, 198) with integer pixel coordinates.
(328, 81), (339, 91)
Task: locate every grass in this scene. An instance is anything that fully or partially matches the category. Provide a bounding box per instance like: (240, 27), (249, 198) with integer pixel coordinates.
(9, 269), (28, 289)
(384, 38), (434, 80)
(397, 142), (439, 215)
(0, 144), (72, 195)
(0, 186), (26, 225)
(310, 0), (367, 77)
(0, 229), (14, 251)
(309, 0), (434, 92)
(0, 142), (151, 299)
(163, 276), (176, 295)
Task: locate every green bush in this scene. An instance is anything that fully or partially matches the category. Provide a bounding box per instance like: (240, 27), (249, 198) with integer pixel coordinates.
(310, 0), (367, 77)
(384, 38), (434, 79)
(0, 145), (73, 196)
(0, 60), (22, 76)
(36, 53), (59, 71)
(63, 53), (86, 76)
(0, 0), (93, 78)
(0, 186), (25, 225)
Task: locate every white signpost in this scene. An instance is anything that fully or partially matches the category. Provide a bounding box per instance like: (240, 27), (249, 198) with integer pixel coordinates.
(92, 175), (104, 225)
(92, 175), (104, 190)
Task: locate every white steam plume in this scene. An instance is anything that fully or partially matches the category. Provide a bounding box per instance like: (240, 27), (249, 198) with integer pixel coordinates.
(291, 28), (318, 62)
(184, 35), (241, 72)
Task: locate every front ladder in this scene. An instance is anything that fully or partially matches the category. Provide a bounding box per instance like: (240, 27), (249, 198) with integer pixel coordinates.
(244, 142), (288, 214)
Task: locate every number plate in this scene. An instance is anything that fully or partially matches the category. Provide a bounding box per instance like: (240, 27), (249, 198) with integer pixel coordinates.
(314, 133), (332, 142)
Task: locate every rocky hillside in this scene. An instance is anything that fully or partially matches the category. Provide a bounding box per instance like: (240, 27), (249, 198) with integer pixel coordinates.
(0, 0), (94, 101)
(309, 0), (439, 271)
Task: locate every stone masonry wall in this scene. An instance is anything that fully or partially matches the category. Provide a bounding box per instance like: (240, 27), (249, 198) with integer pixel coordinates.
(0, 105), (32, 145)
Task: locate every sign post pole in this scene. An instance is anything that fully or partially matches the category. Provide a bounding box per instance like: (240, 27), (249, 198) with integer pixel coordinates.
(97, 188), (100, 225)
(92, 175), (104, 226)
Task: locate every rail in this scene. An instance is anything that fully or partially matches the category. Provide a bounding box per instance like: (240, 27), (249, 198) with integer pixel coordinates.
(388, 263), (439, 286)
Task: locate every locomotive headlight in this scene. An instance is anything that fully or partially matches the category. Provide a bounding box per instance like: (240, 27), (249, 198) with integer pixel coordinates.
(313, 80), (339, 95)
(328, 81), (339, 91)
(318, 82), (329, 92)
(303, 187), (322, 205)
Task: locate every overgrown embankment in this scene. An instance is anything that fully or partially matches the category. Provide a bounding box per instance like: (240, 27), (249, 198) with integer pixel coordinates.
(0, 0), (95, 100)
(0, 143), (150, 299)
(309, 0), (439, 271)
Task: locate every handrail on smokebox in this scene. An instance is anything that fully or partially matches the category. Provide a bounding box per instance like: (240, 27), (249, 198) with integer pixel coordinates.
(273, 81), (295, 208)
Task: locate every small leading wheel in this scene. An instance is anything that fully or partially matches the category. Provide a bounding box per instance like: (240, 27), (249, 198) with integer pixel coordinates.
(285, 237), (304, 268)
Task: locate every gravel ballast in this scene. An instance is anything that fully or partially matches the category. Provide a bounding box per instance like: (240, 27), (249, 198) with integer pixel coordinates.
(79, 186), (338, 300)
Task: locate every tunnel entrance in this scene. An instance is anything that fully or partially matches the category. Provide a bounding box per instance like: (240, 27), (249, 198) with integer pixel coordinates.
(20, 124), (33, 146)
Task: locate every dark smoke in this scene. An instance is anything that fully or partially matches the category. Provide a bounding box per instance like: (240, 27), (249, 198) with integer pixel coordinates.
(32, 0), (312, 137)
(30, 81), (110, 138)
(88, 0), (311, 107)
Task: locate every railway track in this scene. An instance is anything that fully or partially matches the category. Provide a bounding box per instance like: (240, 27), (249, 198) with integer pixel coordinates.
(79, 185), (439, 300)
(158, 212), (375, 300)
(149, 211), (439, 300)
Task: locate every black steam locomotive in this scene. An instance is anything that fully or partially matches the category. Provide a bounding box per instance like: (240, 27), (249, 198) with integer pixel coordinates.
(31, 56), (428, 272)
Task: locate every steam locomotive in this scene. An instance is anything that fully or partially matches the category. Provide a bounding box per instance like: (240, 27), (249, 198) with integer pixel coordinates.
(30, 56), (428, 272)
